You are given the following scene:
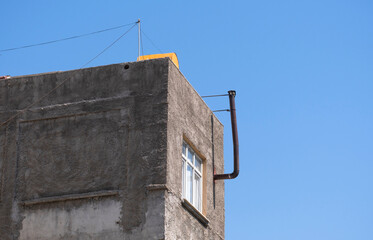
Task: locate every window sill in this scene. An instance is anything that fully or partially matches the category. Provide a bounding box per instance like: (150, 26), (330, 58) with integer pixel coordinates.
(181, 199), (209, 227)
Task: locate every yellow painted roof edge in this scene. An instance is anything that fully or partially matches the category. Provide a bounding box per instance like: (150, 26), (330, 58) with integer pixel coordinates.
(137, 53), (179, 69)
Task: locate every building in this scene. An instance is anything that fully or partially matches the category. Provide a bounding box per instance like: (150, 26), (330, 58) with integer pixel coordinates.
(0, 58), (226, 239)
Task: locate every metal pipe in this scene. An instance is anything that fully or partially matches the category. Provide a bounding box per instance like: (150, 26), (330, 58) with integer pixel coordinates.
(214, 90), (239, 180)
(137, 19), (141, 59)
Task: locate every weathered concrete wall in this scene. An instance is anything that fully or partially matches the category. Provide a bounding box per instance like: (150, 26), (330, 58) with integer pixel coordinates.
(0, 59), (169, 239)
(165, 62), (225, 239)
(19, 197), (123, 240)
(0, 58), (225, 239)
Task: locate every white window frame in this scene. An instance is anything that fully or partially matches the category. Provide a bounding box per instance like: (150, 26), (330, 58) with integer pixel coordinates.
(182, 141), (203, 212)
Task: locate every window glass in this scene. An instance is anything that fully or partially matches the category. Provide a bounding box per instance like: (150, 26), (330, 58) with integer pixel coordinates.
(187, 148), (193, 162)
(182, 159), (185, 198)
(195, 156), (202, 173)
(186, 164), (193, 203)
(195, 173), (202, 211)
(182, 141), (203, 212)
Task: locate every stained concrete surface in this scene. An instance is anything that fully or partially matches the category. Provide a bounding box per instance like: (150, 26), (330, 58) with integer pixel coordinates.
(165, 61), (225, 239)
(19, 198), (123, 240)
(0, 58), (225, 239)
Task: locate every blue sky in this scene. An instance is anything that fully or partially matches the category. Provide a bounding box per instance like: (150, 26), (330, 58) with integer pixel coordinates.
(1, 1), (373, 239)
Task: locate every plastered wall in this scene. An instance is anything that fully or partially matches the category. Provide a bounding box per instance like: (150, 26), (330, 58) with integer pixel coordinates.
(0, 59), (169, 239)
(165, 62), (225, 239)
(0, 58), (225, 239)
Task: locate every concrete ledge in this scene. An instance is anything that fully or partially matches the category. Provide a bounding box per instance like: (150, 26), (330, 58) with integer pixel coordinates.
(21, 190), (120, 206)
(182, 199), (209, 227)
(146, 184), (169, 192)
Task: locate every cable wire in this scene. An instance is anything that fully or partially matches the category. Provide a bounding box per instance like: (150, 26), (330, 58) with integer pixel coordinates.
(0, 22), (137, 53)
(140, 28), (144, 56)
(80, 23), (137, 68)
(0, 23), (137, 129)
(141, 28), (163, 53)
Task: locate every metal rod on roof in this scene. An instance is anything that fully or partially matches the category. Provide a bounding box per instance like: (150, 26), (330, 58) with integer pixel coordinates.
(212, 109), (230, 112)
(201, 94), (229, 98)
(137, 19), (141, 59)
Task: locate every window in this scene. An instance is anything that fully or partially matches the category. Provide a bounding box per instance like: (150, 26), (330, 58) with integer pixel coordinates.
(182, 141), (203, 212)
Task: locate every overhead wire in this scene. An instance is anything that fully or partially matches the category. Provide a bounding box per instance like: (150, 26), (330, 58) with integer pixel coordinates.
(141, 28), (163, 53)
(80, 23), (137, 68)
(0, 22), (137, 129)
(0, 22), (137, 53)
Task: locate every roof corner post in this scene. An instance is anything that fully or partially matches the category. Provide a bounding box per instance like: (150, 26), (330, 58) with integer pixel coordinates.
(214, 90), (240, 180)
